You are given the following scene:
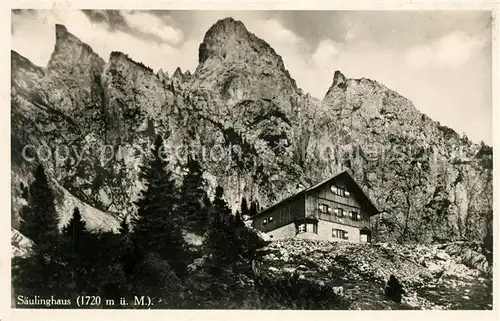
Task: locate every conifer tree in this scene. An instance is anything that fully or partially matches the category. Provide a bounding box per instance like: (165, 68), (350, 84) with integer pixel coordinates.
(119, 216), (130, 235)
(116, 215), (136, 276)
(241, 197), (249, 217)
(179, 156), (210, 233)
(205, 187), (264, 267)
(19, 164), (59, 253)
(132, 135), (187, 276)
(62, 207), (88, 242)
(234, 210), (244, 228)
(249, 200), (259, 216)
(204, 186), (234, 265)
(13, 165), (73, 301)
(61, 207), (98, 294)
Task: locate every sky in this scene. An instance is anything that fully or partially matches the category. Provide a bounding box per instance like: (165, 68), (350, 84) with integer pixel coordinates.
(11, 9), (493, 144)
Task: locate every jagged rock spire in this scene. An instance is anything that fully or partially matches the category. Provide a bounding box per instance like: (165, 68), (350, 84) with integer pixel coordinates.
(332, 70), (347, 87)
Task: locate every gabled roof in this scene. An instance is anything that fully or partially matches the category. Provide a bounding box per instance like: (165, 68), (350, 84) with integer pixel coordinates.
(253, 170), (380, 218)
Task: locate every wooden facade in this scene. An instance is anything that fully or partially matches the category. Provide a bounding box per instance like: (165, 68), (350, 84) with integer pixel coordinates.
(251, 194), (305, 233)
(251, 170), (379, 243)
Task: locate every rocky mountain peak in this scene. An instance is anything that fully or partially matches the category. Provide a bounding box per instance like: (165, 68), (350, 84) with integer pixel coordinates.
(11, 50), (44, 75)
(42, 24), (106, 113)
(322, 70), (350, 107)
(332, 70), (347, 87)
(205, 17), (248, 39)
(173, 66), (183, 78)
(55, 23), (69, 40)
(108, 51), (154, 74)
(198, 17), (249, 64)
(192, 17), (300, 112)
(48, 24), (105, 71)
(197, 17), (287, 70)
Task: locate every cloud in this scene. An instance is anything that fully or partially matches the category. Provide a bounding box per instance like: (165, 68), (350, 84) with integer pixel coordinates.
(251, 18), (302, 46)
(11, 9), (197, 74)
(311, 39), (341, 67)
(405, 31), (487, 68)
(122, 11), (184, 44)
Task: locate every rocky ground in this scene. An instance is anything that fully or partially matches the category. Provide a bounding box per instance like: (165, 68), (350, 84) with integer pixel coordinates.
(253, 238), (492, 310)
(12, 225), (492, 310)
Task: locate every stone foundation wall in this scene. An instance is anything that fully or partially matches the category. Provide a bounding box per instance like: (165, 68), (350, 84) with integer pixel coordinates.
(267, 223), (296, 240)
(317, 220), (361, 242)
(265, 220), (363, 243)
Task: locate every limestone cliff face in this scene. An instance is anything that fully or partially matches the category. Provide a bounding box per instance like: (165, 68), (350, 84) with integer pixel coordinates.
(45, 25), (105, 113)
(312, 70), (492, 242)
(193, 18), (301, 115)
(10, 18), (492, 242)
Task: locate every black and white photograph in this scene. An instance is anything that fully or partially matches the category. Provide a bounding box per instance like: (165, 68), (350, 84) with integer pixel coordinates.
(7, 1), (497, 315)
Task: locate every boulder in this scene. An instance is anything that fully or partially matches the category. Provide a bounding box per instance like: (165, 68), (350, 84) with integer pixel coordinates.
(11, 228), (33, 258)
(332, 286), (344, 296)
(435, 251), (451, 261)
(425, 261), (443, 274)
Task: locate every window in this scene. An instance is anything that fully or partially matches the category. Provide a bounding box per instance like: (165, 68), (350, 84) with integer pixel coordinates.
(263, 219), (267, 225)
(334, 208), (344, 218)
(318, 203), (331, 214)
(350, 211), (361, 221)
(333, 229), (349, 240)
(297, 223), (306, 233)
(331, 185), (350, 198)
(269, 216), (274, 222)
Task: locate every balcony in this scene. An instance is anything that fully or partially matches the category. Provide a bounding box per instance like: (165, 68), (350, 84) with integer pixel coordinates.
(308, 209), (369, 229)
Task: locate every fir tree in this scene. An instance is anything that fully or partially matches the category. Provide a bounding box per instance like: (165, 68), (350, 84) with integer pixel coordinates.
(205, 186), (264, 269)
(119, 216), (130, 235)
(204, 186), (233, 264)
(61, 207), (98, 294)
(249, 200), (259, 216)
(92, 231), (134, 303)
(241, 197), (249, 217)
(385, 275), (405, 303)
(234, 210), (244, 228)
(179, 156), (210, 233)
(62, 207), (88, 243)
(213, 187), (232, 223)
(19, 164), (59, 253)
(132, 135), (187, 276)
(13, 165), (73, 302)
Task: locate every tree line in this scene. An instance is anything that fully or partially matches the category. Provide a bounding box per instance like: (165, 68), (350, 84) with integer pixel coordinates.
(12, 135), (265, 308)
